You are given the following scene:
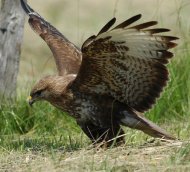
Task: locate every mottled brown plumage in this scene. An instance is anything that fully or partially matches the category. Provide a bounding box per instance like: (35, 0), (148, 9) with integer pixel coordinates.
(21, 0), (178, 145)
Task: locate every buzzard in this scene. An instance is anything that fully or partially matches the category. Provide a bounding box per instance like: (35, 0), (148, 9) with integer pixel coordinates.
(21, 0), (178, 145)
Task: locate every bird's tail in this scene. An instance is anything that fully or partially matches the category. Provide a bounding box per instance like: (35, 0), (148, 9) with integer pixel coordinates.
(120, 110), (175, 140)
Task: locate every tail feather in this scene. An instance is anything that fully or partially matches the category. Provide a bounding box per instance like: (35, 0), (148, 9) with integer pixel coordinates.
(121, 110), (175, 140)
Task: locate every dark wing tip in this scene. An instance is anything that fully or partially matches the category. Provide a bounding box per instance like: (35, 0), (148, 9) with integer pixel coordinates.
(97, 14), (143, 35)
(97, 17), (116, 35)
(20, 0), (34, 14)
(113, 14), (142, 30)
(144, 28), (170, 34)
(131, 21), (158, 30)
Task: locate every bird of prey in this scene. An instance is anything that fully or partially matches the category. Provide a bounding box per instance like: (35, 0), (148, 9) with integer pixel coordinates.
(21, 0), (178, 145)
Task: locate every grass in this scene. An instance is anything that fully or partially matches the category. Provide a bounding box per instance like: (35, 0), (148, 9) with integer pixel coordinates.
(0, 0), (190, 171)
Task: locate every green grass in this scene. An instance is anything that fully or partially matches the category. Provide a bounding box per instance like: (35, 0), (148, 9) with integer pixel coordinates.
(0, 101), (85, 151)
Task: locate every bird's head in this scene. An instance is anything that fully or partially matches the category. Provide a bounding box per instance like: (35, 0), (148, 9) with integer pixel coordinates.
(28, 75), (75, 106)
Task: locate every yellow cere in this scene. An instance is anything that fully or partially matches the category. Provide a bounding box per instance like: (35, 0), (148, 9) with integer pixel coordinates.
(27, 96), (32, 101)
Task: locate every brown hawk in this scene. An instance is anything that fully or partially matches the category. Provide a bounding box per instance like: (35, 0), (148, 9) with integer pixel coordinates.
(21, 0), (178, 145)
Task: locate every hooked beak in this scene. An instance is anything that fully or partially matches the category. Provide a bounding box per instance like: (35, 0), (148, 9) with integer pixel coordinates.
(27, 96), (34, 106)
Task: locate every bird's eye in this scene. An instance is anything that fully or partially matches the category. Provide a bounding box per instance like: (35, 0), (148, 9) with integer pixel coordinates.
(35, 90), (42, 96)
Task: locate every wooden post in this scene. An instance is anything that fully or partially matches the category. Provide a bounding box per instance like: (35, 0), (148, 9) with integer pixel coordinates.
(0, 0), (25, 102)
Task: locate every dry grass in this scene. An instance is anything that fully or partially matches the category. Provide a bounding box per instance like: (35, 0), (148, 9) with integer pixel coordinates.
(1, 140), (190, 172)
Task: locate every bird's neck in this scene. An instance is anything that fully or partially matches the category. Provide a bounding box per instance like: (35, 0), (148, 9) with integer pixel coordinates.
(47, 87), (76, 115)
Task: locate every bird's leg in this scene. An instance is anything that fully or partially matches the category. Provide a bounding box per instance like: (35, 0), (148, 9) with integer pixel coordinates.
(77, 120), (125, 147)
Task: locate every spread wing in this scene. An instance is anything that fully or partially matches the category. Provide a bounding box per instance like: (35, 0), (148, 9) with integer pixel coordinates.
(20, 0), (82, 76)
(72, 14), (178, 113)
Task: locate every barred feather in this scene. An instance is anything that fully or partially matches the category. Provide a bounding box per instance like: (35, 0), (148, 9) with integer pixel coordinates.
(74, 15), (178, 112)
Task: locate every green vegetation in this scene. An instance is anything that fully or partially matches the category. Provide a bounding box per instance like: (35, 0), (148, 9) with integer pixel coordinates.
(0, 0), (190, 171)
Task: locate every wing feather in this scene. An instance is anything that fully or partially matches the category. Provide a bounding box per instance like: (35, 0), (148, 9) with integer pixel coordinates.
(21, 0), (82, 76)
(112, 14), (141, 30)
(144, 28), (170, 34)
(72, 14), (178, 112)
(129, 21), (158, 30)
(97, 18), (116, 35)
